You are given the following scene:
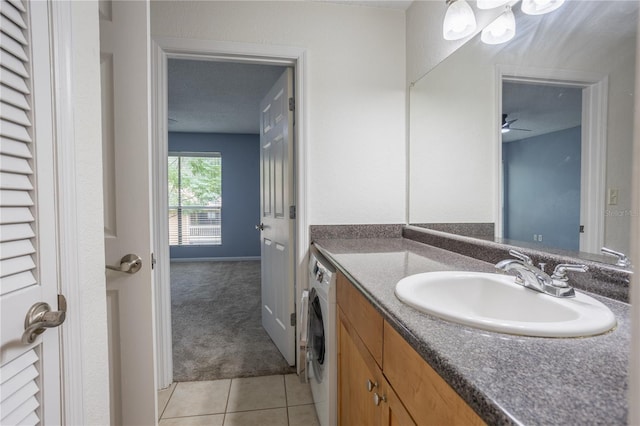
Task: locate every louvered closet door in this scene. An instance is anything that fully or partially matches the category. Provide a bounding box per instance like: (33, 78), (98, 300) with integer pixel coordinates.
(0, 1), (63, 424)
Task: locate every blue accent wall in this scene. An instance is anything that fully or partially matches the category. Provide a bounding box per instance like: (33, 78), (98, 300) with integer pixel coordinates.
(503, 126), (581, 251)
(169, 132), (260, 258)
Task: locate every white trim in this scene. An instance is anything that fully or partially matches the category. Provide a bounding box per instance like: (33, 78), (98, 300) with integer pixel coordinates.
(151, 37), (308, 388)
(49, 1), (85, 424)
(405, 82), (414, 225)
(151, 39), (173, 390)
(170, 256), (261, 263)
(495, 65), (607, 252)
(494, 72), (504, 239)
(580, 80), (608, 253)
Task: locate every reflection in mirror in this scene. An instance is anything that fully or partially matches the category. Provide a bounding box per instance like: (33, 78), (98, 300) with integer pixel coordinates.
(409, 0), (637, 263)
(502, 81), (583, 252)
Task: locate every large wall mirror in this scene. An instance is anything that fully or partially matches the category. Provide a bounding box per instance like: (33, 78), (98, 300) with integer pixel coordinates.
(409, 0), (637, 262)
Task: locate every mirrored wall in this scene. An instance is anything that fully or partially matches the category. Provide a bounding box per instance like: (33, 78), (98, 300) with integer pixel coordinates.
(409, 0), (637, 261)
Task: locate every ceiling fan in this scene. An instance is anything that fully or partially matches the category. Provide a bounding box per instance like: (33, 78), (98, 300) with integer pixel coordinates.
(502, 114), (531, 133)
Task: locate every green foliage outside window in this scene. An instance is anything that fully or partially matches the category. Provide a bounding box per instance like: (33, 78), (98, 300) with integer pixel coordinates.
(168, 155), (222, 206)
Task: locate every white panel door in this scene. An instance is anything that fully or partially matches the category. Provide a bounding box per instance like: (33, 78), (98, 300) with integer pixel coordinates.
(0, 1), (62, 424)
(99, 1), (157, 425)
(259, 68), (296, 365)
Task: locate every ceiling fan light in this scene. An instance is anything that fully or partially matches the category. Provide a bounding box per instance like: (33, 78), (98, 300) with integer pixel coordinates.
(477, 0), (510, 10)
(521, 0), (565, 15)
(443, 0), (477, 41)
(481, 6), (516, 44)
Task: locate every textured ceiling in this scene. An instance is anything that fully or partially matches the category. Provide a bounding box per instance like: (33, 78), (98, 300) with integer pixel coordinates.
(168, 59), (286, 134)
(502, 83), (582, 143)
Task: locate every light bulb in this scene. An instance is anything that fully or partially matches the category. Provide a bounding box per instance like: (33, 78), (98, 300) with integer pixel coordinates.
(443, 0), (477, 41)
(481, 6), (516, 44)
(521, 0), (565, 15)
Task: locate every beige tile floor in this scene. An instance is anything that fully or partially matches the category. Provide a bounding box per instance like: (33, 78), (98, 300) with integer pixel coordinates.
(157, 374), (320, 426)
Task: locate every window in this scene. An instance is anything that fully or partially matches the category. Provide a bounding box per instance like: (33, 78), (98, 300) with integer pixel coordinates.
(168, 153), (222, 246)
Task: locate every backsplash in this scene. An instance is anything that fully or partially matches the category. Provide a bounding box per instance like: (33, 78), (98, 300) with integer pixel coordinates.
(309, 224), (403, 241)
(403, 226), (631, 303)
(410, 223), (495, 239)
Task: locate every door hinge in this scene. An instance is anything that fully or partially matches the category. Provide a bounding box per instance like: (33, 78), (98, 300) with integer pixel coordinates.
(290, 312), (296, 326)
(579, 225), (585, 233)
(289, 205), (296, 220)
(288, 97), (295, 112)
(151, 252), (156, 270)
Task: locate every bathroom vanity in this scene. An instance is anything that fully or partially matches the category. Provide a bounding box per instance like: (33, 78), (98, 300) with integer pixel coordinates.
(313, 231), (631, 425)
(337, 269), (484, 426)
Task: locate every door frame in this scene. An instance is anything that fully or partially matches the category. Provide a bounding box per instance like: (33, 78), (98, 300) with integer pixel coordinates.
(151, 37), (308, 388)
(495, 65), (608, 253)
(46, 1), (89, 423)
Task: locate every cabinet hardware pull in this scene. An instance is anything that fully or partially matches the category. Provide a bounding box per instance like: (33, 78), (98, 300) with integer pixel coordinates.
(373, 392), (387, 406)
(366, 379), (378, 392)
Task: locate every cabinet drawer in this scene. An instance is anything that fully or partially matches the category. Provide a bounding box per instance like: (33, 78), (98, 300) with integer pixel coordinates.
(336, 272), (383, 366)
(383, 321), (485, 426)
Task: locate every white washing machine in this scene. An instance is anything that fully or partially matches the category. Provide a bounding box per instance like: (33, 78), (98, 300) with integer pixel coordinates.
(304, 246), (337, 426)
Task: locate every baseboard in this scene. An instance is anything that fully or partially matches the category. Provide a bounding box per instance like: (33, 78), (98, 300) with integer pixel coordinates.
(170, 256), (261, 263)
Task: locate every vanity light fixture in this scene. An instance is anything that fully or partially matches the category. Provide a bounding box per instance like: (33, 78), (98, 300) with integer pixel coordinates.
(521, 0), (565, 15)
(481, 5), (516, 45)
(477, 0), (511, 10)
(443, 0), (477, 41)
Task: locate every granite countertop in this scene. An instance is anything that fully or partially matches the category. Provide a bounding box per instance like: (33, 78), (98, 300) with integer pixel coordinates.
(314, 238), (631, 426)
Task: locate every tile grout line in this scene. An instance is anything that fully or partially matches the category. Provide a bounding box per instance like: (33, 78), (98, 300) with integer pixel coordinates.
(283, 375), (291, 426)
(223, 377), (234, 425)
(159, 382), (179, 421)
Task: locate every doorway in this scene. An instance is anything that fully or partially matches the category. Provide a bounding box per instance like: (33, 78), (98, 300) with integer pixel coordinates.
(152, 38), (309, 392)
(496, 68), (608, 254)
(502, 81), (583, 251)
(165, 59), (294, 382)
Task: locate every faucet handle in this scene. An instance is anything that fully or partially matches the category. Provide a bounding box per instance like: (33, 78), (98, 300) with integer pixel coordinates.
(508, 249), (533, 266)
(551, 263), (589, 284)
(601, 247), (632, 268)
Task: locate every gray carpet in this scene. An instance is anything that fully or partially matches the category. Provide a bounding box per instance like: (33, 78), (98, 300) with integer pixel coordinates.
(171, 260), (295, 381)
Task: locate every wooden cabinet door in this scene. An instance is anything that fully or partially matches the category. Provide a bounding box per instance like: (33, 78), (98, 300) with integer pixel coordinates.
(338, 308), (382, 426)
(383, 321), (485, 426)
(380, 379), (416, 426)
(337, 272), (383, 366)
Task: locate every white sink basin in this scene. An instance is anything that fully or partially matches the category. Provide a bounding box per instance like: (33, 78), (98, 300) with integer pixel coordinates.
(395, 271), (616, 337)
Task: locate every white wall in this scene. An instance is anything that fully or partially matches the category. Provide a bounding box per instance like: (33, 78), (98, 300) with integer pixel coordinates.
(70, 2), (111, 424)
(409, 46), (496, 223)
(151, 1), (407, 225)
(603, 50), (635, 253)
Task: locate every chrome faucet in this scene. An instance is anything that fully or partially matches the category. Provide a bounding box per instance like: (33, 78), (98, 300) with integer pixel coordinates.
(601, 247), (632, 268)
(495, 250), (587, 298)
